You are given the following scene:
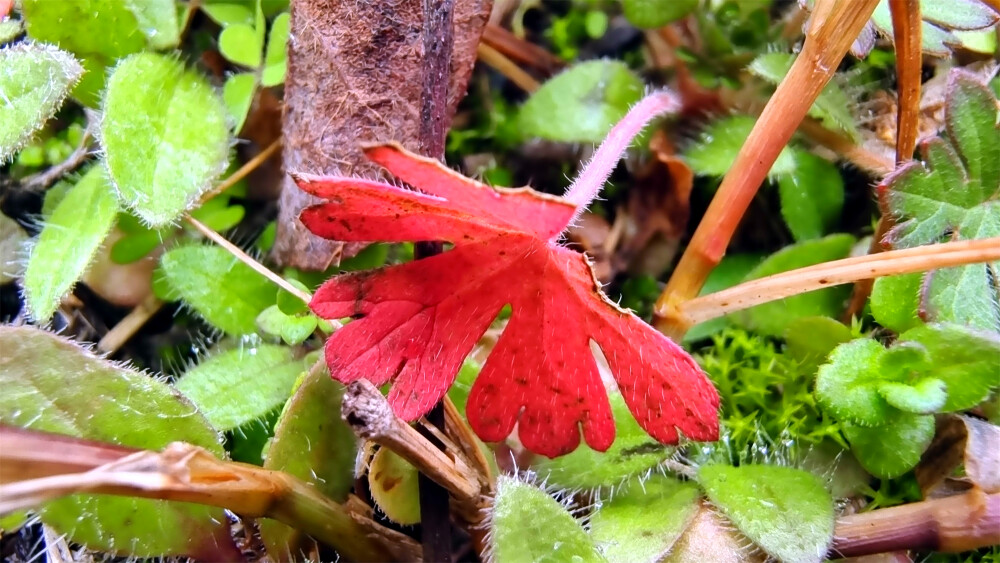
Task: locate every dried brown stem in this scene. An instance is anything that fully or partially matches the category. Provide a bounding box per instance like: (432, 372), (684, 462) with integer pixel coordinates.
(196, 138), (282, 205)
(798, 117), (894, 177)
(477, 42), (540, 92)
(674, 237), (1000, 325)
(655, 0), (881, 340)
(481, 23), (563, 74)
(96, 293), (164, 354)
(22, 121), (94, 192)
(832, 489), (1000, 557)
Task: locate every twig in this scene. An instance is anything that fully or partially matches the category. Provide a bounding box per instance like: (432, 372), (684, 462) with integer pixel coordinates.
(673, 237), (1000, 325)
(196, 138), (282, 206)
(477, 42), (540, 92)
(21, 125), (94, 192)
(97, 293), (164, 354)
(481, 23), (563, 75)
(184, 215), (313, 305)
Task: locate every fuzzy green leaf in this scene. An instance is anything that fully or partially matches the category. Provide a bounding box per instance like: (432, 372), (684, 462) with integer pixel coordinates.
(870, 273), (923, 332)
(102, 53), (230, 226)
(0, 326), (234, 559)
(843, 411), (934, 479)
(24, 166), (118, 323)
(0, 212), (28, 284)
(815, 338), (895, 426)
(899, 323), (1000, 411)
(777, 151), (845, 241)
(23, 0), (179, 58)
(589, 477), (700, 563)
(518, 60), (643, 143)
(686, 114), (797, 179)
(490, 476), (604, 563)
(878, 378), (947, 414)
(534, 392), (674, 490)
(621, 0), (697, 28)
(159, 245), (275, 335)
(749, 52), (857, 138)
(698, 464), (834, 563)
(175, 344), (305, 431)
(219, 23), (262, 68)
(259, 363), (356, 560)
(261, 12), (289, 87)
(733, 234), (855, 337)
(0, 42), (83, 162)
(368, 448), (422, 524)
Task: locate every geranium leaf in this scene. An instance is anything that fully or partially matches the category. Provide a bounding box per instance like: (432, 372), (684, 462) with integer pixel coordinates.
(0, 326), (234, 559)
(175, 344), (305, 430)
(698, 464), (834, 563)
(24, 165), (118, 323)
(296, 141), (719, 458)
(0, 42), (83, 162)
(843, 411), (935, 479)
(815, 338), (895, 426)
(102, 53), (230, 226)
(489, 476), (604, 563)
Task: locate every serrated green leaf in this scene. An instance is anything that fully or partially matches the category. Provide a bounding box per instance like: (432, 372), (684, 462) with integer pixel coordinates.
(368, 448), (421, 525)
(159, 244), (275, 335)
(102, 53), (230, 226)
(733, 234), (855, 337)
(518, 60), (643, 143)
(23, 0), (179, 59)
(219, 23), (262, 68)
(259, 363), (356, 560)
(490, 476), (604, 563)
(899, 323), (1000, 411)
(878, 378), (947, 414)
(201, 3), (255, 26)
(223, 72), (256, 134)
(843, 411), (934, 479)
(0, 326), (233, 559)
(261, 12), (289, 87)
(685, 114), (796, 179)
(749, 52), (858, 138)
(175, 344), (304, 431)
(24, 166), (118, 322)
(621, 0), (697, 28)
(589, 477), (700, 563)
(0, 42), (83, 162)
(534, 392), (674, 490)
(816, 338), (896, 426)
(871, 273), (923, 332)
(698, 464), (834, 563)
(777, 151), (845, 241)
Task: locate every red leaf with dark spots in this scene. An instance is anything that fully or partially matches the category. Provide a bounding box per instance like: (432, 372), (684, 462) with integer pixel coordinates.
(296, 92), (719, 457)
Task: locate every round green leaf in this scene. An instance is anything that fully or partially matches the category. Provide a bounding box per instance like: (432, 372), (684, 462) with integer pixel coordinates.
(489, 476), (603, 563)
(0, 326), (233, 559)
(102, 53), (230, 226)
(24, 165), (118, 323)
(368, 448), (422, 525)
(622, 0), (697, 28)
(698, 464), (834, 563)
(685, 115), (797, 179)
(518, 60), (643, 143)
(777, 151), (845, 241)
(843, 412), (935, 479)
(815, 338), (896, 426)
(783, 316), (854, 366)
(175, 344), (305, 431)
(223, 72), (257, 134)
(0, 42), (83, 162)
(201, 3), (255, 27)
(23, 0), (178, 59)
(159, 244), (275, 335)
(871, 273), (924, 333)
(218, 23), (262, 68)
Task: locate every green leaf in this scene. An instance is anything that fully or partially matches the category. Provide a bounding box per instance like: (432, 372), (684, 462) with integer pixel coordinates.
(0, 42), (83, 162)
(223, 72), (257, 134)
(815, 338), (896, 426)
(259, 363), (357, 560)
(621, 0), (697, 28)
(256, 305), (318, 345)
(871, 0), (997, 56)
(368, 448), (422, 525)
(24, 166), (118, 323)
(102, 53), (230, 226)
(201, 3), (255, 26)
(843, 411), (934, 479)
(0, 19), (24, 44)
(733, 234), (855, 337)
(261, 12), (289, 87)
(23, 0), (179, 59)
(0, 213), (28, 284)
(534, 392), (674, 490)
(777, 151), (845, 241)
(276, 278), (310, 315)
(489, 476), (604, 563)
(878, 378), (947, 414)
(899, 323), (1000, 411)
(870, 273), (923, 332)
(175, 344), (305, 431)
(0, 326), (233, 559)
(159, 245), (275, 335)
(219, 23), (262, 68)
(589, 477), (700, 562)
(518, 60), (643, 143)
(685, 114), (796, 179)
(784, 316), (854, 366)
(698, 464), (834, 563)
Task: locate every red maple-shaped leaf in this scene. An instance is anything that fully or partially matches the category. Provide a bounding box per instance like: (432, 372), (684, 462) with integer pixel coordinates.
(295, 93), (719, 457)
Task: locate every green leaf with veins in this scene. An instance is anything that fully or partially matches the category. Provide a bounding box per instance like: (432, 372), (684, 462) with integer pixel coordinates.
(843, 411), (934, 479)
(899, 323), (1000, 411)
(815, 338), (895, 426)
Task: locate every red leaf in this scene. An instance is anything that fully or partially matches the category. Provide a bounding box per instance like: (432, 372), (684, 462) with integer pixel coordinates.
(296, 97), (719, 458)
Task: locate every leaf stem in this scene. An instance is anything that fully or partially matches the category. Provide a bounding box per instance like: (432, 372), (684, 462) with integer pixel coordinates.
(561, 90), (681, 212)
(184, 215), (313, 305)
(196, 139), (282, 206)
(674, 237), (1000, 325)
